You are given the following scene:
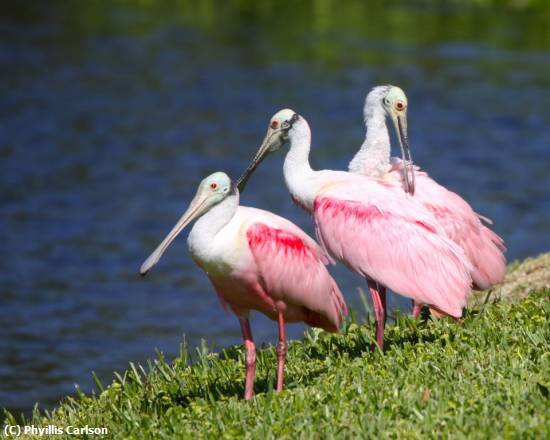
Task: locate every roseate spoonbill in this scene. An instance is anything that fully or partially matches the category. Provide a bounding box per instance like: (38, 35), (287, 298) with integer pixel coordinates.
(349, 85), (506, 316)
(237, 110), (473, 349)
(140, 172), (347, 400)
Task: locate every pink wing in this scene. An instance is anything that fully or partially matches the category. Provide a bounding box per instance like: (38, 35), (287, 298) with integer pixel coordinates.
(313, 183), (473, 317)
(246, 222), (347, 331)
(389, 158), (506, 289)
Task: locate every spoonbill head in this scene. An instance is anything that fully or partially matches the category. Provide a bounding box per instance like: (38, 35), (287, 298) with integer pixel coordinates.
(140, 172), (232, 275)
(372, 85), (414, 193)
(237, 109), (298, 192)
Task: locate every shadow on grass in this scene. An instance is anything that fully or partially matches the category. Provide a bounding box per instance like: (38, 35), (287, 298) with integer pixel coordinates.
(148, 298), (507, 413)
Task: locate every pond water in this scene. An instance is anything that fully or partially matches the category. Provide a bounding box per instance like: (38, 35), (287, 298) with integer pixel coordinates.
(1, 1), (549, 415)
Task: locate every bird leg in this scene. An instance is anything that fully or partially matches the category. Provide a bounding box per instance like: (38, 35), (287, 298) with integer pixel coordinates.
(239, 317), (256, 400)
(276, 310), (287, 393)
(368, 280), (386, 350)
(412, 300), (424, 319)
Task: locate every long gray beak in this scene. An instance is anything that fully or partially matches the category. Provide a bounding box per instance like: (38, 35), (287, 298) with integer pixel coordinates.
(140, 195), (207, 275)
(236, 129), (283, 193)
(392, 113), (415, 195)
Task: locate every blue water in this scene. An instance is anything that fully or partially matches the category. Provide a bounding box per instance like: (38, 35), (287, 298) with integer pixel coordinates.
(1, 2), (549, 414)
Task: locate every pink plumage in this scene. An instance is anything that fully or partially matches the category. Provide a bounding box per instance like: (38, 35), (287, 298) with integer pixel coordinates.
(237, 109), (479, 349)
(195, 211), (347, 400)
(312, 176), (473, 318)
(350, 85), (506, 298)
(140, 172), (347, 400)
(387, 158), (506, 290)
(204, 218), (347, 333)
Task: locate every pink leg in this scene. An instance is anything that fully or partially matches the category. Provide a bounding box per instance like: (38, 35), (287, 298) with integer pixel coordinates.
(276, 311), (287, 393)
(368, 280), (386, 350)
(238, 317), (256, 400)
(412, 300), (424, 319)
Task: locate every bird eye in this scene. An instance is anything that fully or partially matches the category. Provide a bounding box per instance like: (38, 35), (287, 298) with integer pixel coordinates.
(271, 121), (279, 129)
(210, 183), (218, 190)
(396, 101), (405, 111)
(384, 98), (390, 106)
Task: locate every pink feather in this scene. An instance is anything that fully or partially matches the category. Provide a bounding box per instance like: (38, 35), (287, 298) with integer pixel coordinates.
(201, 208), (347, 333)
(311, 176), (473, 318)
(388, 158), (506, 289)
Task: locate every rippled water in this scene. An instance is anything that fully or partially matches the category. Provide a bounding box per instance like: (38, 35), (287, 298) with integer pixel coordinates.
(1, 1), (549, 414)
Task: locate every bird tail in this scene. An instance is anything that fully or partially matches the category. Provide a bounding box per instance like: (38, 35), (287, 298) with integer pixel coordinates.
(471, 225), (507, 289)
(305, 279), (348, 333)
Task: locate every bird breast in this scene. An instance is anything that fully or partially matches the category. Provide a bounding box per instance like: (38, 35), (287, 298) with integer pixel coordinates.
(187, 215), (251, 278)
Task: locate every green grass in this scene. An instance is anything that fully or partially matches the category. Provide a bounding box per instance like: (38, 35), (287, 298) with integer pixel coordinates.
(4, 289), (550, 439)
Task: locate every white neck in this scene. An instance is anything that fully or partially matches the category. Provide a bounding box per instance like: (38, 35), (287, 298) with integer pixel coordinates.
(348, 97), (390, 177)
(282, 118), (317, 211)
(187, 192), (239, 256)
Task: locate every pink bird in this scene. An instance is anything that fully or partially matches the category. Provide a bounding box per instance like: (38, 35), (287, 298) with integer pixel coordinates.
(349, 85), (506, 316)
(238, 110), (473, 349)
(140, 171), (347, 400)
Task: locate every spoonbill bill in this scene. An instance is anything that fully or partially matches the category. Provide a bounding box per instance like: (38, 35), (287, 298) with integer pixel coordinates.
(350, 85), (506, 316)
(140, 172), (347, 399)
(238, 110), (473, 349)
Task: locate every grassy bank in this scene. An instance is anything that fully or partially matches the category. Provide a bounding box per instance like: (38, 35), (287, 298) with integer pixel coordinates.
(4, 284), (549, 438)
(469, 252), (550, 307)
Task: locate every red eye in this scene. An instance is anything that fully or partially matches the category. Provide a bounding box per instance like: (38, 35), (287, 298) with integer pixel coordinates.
(271, 120), (279, 129)
(396, 102), (405, 111)
(210, 183), (217, 189)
